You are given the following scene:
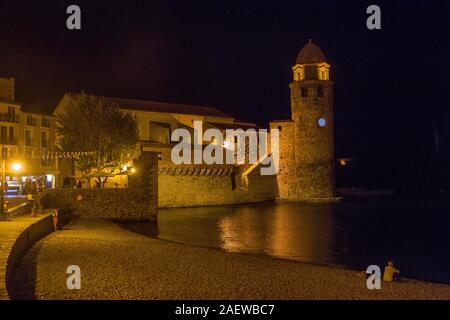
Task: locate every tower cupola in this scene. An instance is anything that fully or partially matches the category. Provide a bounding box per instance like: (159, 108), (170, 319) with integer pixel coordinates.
(292, 39), (330, 81)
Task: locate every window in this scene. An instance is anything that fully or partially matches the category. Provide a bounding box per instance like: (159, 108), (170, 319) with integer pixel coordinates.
(25, 130), (32, 146)
(41, 117), (51, 127)
(317, 85), (324, 97)
(301, 87), (308, 97)
(27, 115), (36, 126)
(0, 126), (6, 141)
(9, 127), (14, 144)
(305, 66), (317, 80)
(41, 157), (50, 167)
(7, 106), (15, 122)
(41, 131), (48, 147)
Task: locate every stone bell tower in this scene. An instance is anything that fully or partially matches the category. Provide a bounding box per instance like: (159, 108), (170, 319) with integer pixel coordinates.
(288, 39), (335, 200)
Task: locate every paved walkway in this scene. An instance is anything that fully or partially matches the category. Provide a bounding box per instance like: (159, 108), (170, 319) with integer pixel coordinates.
(9, 218), (450, 300)
(0, 213), (51, 299)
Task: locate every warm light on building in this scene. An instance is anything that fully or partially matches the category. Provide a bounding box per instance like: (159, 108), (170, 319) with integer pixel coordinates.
(317, 63), (330, 80)
(339, 159), (346, 166)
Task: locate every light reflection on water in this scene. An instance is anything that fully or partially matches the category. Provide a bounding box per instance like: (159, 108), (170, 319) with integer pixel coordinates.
(124, 201), (449, 284)
(216, 204), (336, 264)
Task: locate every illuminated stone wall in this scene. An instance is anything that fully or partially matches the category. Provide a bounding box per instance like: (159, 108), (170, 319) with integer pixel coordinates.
(158, 165), (277, 208)
(290, 79), (335, 199)
(43, 188), (157, 221)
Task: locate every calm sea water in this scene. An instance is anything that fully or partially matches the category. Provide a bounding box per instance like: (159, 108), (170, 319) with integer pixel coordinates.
(124, 199), (450, 284)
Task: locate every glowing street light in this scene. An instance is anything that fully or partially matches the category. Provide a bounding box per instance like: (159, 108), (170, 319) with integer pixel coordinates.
(12, 162), (22, 172)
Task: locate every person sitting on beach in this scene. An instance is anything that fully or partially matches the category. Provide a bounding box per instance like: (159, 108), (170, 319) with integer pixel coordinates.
(383, 261), (400, 282)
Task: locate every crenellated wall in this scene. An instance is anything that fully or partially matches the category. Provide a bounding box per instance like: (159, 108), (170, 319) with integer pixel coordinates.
(158, 164), (277, 208)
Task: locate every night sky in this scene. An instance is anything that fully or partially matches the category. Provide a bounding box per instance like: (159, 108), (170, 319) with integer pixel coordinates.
(0, 0), (449, 192)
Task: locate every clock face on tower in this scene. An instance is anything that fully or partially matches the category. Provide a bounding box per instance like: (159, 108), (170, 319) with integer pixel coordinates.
(317, 118), (326, 127)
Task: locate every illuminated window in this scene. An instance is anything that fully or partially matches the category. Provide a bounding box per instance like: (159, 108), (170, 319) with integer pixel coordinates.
(293, 66), (305, 81)
(318, 64), (329, 80)
(298, 68), (304, 81)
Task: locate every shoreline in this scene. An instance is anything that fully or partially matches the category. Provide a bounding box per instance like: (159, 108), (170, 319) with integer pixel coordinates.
(145, 233), (450, 287)
(143, 234), (448, 287)
(10, 218), (450, 300)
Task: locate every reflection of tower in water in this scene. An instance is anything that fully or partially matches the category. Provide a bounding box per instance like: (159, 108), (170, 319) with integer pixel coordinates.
(269, 203), (336, 264)
(218, 206), (270, 253)
(218, 203), (337, 264)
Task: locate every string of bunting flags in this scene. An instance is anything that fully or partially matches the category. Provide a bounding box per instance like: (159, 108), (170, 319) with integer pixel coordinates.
(24, 151), (97, 160)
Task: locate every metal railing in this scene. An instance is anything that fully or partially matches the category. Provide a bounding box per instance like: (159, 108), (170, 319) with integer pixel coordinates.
(0, 137), (18, 145)
(0, 114), (20, 123)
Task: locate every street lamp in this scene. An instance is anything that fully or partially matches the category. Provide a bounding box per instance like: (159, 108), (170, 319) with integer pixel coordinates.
(12, 162), (22, 172)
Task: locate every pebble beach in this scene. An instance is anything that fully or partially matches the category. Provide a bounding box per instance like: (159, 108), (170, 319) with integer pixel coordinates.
(9, 219), (450, 300)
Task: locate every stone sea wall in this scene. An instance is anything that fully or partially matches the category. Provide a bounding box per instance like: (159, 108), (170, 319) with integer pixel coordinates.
(43, 188), (157, 221)
(158, 165), (277, 208)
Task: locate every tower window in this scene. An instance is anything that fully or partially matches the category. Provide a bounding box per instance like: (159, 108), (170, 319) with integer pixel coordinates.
(305, 66), (317, 80)
(317, 85), (324, 97)
(301, 87), (308, 97)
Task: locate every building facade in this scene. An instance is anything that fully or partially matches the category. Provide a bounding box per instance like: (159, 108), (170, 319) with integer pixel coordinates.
(0, 77), (58, 190)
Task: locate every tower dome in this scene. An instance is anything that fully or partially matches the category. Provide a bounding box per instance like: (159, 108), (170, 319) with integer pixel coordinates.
(296, 39), (326, 64)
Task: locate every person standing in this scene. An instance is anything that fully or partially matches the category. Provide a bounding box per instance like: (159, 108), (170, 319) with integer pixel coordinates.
(52, 209), (59, 231)
(4, 200), (10, 221)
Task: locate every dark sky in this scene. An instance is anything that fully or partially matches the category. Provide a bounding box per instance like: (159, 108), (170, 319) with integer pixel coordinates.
(0, 0), (449, 190)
